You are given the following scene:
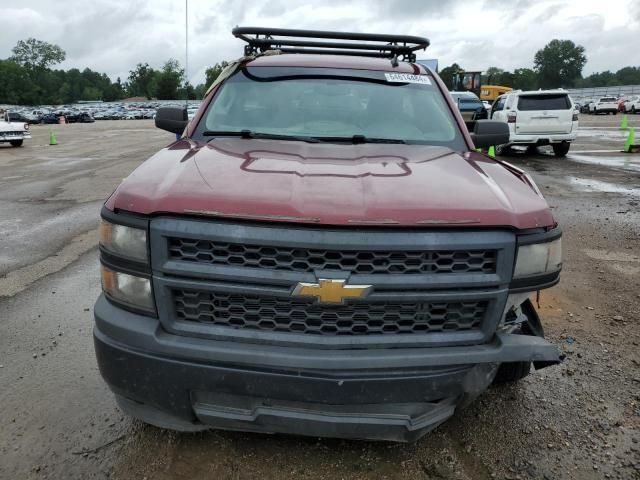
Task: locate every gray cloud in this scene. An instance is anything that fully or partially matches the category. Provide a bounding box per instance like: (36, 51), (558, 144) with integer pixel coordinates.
(374, 0), (465, 19)
(1, 0), (638, 84)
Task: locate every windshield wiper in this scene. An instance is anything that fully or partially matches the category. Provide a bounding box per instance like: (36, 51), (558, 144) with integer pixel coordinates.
(202, 131), (407, 144)
(203, 130), (320, 143)
(314, 135), (407, 144)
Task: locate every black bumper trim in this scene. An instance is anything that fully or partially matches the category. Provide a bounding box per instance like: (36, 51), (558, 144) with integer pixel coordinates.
(94, 296), (560, 441)
(509, 270), (561, 293)
(95, 330), (494, 442)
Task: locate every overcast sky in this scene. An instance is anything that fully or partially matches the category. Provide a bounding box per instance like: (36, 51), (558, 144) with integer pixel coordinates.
(2, 0), (639, 85)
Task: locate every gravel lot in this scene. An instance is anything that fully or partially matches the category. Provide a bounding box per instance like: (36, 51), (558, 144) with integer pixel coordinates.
(0, 116), (639, 480)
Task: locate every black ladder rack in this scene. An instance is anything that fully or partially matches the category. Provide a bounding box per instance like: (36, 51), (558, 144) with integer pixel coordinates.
(232, 27), (429, 63)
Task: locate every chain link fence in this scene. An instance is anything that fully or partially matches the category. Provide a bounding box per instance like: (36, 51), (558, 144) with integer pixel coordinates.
(566, 85), (640, 101)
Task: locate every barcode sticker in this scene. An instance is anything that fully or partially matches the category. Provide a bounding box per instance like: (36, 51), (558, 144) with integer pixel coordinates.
(384, 73), (431, 84)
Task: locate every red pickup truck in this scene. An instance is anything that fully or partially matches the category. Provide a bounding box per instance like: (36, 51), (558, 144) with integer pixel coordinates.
(94, 28), (562, 442)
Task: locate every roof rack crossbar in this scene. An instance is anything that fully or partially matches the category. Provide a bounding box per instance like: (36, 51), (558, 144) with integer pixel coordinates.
(245, 38), (422, 53)
(232, 27), (429, 63)
(272, 48), (403, 58)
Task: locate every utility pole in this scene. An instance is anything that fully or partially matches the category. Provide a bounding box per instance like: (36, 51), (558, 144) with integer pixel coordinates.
(185, 0), (188, 106)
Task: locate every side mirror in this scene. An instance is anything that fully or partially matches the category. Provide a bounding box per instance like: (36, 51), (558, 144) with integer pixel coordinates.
(155, 107), (188, 134)
(470, 120), (510, 149)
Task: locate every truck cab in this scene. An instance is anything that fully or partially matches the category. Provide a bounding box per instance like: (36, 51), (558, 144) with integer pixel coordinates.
(93, 28), (562, 442)
(452, 70), (482, 98)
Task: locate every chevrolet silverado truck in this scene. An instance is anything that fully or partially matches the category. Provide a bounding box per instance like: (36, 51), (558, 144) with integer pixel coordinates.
(94, 28), (562, 442)
(0, 111), (31, 147)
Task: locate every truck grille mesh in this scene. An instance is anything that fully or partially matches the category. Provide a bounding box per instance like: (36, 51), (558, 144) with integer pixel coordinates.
(173, 289), (487, 336)
(168, 238), (497, 275)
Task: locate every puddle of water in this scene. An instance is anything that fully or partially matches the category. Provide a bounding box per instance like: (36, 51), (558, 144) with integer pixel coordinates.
(27, 156), (97, 168)
(570, 149), (623, 154)
(566, 153), (640, 173)
(577, 129), (628, 139)
(568, 176), (640, 196)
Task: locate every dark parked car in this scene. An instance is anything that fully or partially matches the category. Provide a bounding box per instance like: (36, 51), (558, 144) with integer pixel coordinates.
(450, 91), (489, 130)
(6, 112), (30, 123)
(41, 113), (59, 124)
(66, 112), (95, 123)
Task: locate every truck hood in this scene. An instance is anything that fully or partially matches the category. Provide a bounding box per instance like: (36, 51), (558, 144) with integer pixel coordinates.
(107, 138), (554, 229)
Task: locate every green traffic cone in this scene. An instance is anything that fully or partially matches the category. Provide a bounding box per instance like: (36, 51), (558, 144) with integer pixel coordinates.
(488, 145), (496, 158)
(49, 128), (57, 146)
(624, 127), (635, 153)
(620, 114), (629, 130)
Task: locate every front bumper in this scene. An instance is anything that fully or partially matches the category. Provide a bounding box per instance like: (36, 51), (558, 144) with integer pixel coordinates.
(0, 132), (30, 142)
(509, 132), (577, 145)
(94, 295), (560, 441)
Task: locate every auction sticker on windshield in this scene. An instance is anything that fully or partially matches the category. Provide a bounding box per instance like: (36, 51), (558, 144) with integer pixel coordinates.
(384, 73), (431, 84)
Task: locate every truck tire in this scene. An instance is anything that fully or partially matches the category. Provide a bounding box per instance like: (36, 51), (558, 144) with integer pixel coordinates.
(493, 300), (541, 384)
(552, 142), (570, 157)
(10, 140), (23, 147)
(495, 144), (511, 156)
(493, 361), (531, 384)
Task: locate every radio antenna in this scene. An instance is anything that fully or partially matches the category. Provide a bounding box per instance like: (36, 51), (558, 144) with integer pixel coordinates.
(185, 0), (189, 107)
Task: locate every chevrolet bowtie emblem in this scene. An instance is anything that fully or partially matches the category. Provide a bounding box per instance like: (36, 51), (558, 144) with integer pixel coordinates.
(292, 279), (372, 304)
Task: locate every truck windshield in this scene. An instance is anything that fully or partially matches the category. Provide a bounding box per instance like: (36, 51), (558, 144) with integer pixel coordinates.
(194, 67), (466, 149)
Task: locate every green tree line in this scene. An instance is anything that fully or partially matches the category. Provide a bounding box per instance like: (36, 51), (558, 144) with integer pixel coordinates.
(0, 38), (230, 105)
(2, 37), (640, 105)
(440, 39), (640, 91)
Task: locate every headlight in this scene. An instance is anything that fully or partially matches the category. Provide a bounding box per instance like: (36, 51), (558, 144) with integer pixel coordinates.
(99, 220), (147, 262)
(101, 265), (154, 312)
(513, 237), (562, 277)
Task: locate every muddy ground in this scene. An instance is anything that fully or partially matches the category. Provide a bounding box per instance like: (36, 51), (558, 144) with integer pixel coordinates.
(0, 116), (639, 480)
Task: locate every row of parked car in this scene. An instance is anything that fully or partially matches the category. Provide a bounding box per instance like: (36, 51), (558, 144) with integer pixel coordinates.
(575, 95), (640, 114)
(3, 101), (202, 125)
(5, 110), (95, 124)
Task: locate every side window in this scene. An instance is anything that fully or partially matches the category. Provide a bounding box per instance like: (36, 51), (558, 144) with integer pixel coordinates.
(493, 96), (506, 111)
(505, 95), (514, 109)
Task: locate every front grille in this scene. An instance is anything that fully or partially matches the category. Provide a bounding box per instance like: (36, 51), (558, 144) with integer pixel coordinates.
(173, 289), (487, 336)
(168, 238), (497, 274)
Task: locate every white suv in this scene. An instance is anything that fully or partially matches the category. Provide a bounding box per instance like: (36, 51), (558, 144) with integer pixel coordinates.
(624, 96), (639, 114)
(490, 89), (578, 157)
(589, 97), (618, 115)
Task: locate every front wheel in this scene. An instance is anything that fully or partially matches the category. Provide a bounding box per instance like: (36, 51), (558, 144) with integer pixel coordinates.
(493, 300), (541, 384)
(552, 142), (570, 157)
(613, 111), (618, 115)
(495, 144), (511, 156)
(493, 361), (531, 384)
(10, 140), (23, 147)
